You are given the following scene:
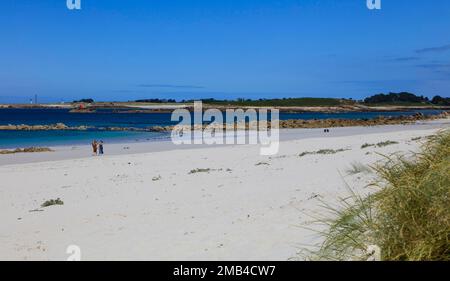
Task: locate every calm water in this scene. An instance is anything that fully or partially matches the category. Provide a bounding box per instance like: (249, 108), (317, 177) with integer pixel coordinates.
(0, 108), (443, 148)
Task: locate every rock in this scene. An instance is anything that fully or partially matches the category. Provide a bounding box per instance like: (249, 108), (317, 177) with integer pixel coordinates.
(0, 147), (53, 154)
(144, 111), (449, 131)
(69, 108), (96, 113)
(0, 123), (93, 131)
(55, 123), (68, 129)
(0, 111), (447, 132)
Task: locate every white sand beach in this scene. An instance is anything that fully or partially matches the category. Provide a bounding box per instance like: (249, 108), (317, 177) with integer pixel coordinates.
(0, 120), (449, 261)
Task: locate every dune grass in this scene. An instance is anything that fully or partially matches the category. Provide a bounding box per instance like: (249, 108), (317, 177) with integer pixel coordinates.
(361, 141), (399, 149)
(152, 175), (162, 181)
(309, 130), (450, 261)
(376, 140), (399, 147)
(299, 148), (349, 157)
(361, 143), (375, 149)
(41, 198), (64, 208)
(346, 162), (372, 175)
(188, 168), (211, 174)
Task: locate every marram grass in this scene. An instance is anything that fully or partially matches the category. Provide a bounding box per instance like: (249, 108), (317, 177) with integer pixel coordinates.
(308, 130), (450, 261)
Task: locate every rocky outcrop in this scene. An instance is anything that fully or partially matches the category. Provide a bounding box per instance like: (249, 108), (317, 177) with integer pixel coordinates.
(96, 127), (149, 132)
(0, 111), (447, 132)
(0, 123), (90, 131)
(0, 147), (53, 154)
(147, 111), (450, 132)
(113, 109), (175, 114)
(69, 108), (96, 113)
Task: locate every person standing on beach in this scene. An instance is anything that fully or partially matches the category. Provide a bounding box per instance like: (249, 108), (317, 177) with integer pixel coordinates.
(92, 140), (98, 155)
(98, 141), (104, 155)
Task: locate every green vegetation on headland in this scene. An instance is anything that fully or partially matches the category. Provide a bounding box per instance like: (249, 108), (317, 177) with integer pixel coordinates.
(194, 93), (449, 107)
(134, 98), (177, 103)
(128, 93), (448, 107)
(310, 131), (450, 261)
(66, 92), (449, 107)
(364, 92), (429, 104)
(3, 92), (449, 110)
(73, 98), (95, 104)
(363, 92), (450, 106)
(129, 92), (447, 107)
(197, 97), (349, 107)
(431, 96), (450, 106)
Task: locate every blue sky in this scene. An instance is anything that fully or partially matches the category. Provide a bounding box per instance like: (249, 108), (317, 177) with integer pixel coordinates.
(1, 0), (449, 103)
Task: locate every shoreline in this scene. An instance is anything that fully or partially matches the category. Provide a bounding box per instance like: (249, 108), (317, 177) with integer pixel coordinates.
(0, 110), (447, 132)
(1, 118), (449, 166)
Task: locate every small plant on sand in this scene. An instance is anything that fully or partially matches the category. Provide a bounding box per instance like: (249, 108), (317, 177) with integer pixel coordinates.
(361, 141), (399, 149)
(361, 143), (375, 149)
(346, 162), (372, 175)
(189, 168), (211, 174)
(317, 148), (348, 155)
(255, 162), (270, 166)
(299, 151), (313, 157)
(299, 148), (349, 157)
(306, 131), (450, 261)
(41, 198), (64, 208)
(152, 175), (162, 181)
(376, 140), (399, 147)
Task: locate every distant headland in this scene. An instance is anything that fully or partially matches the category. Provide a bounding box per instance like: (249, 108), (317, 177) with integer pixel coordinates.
(1, 92), (449, 113)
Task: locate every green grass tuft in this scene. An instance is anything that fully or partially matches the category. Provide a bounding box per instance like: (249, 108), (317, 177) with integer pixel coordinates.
(299, 148), (349, 157)
(308, 131), (450, 261)
(188, 168), (211, 174)
(376, 140), (399, 147)
(346, 162), (372, 175)
(41, 198), (64, 208)
(152, 175), (162, 181)
(361, 143), (375, 149)
(361, 141), (399, 149)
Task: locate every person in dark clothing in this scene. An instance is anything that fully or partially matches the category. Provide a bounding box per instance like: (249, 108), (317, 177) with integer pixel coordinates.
(98, 141), (104, 155)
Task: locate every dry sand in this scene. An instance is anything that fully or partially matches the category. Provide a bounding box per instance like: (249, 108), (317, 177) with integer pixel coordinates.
(0, 120), (448, 260)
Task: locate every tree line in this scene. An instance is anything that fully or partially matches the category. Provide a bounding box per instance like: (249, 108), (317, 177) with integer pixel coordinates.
(363, 92), (449, 105)
(72, 93), (449, 106)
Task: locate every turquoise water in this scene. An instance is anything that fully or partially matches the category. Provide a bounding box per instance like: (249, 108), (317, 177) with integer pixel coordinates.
(0, 130), (169, 149)
(0, 108), (443, 148)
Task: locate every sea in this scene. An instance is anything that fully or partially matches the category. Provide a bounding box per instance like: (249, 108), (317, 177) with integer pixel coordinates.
(0, 108), (443, 149)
